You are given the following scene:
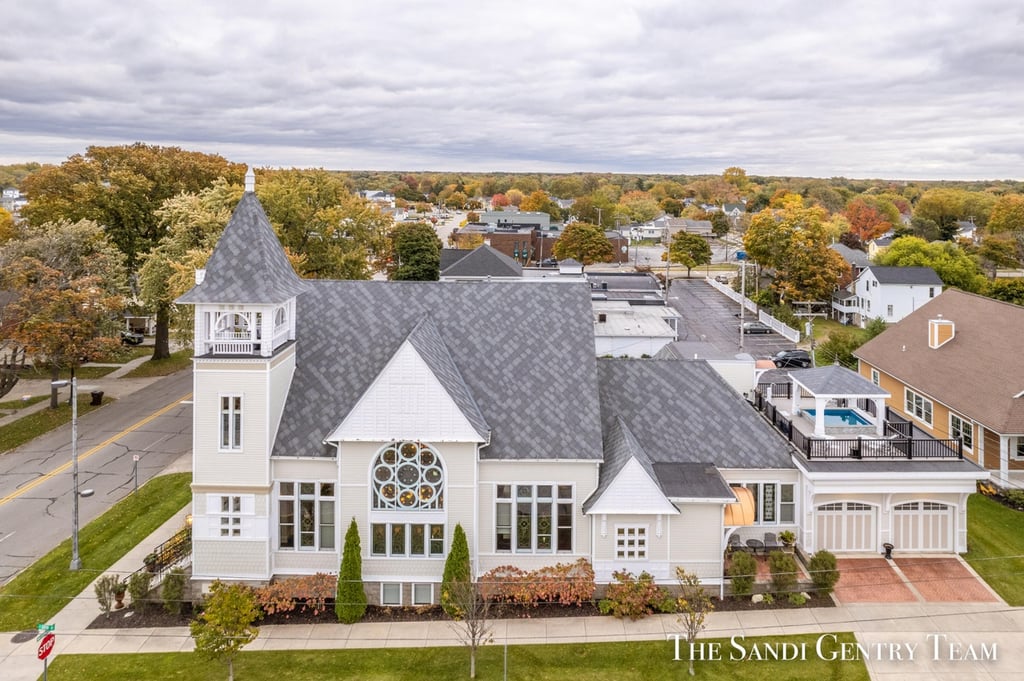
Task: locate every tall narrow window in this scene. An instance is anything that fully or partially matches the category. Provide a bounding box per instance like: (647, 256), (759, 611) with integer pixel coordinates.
(950, 413), (973, 450)
(278, 481), (335, 551)
(220, 395), (242, 449)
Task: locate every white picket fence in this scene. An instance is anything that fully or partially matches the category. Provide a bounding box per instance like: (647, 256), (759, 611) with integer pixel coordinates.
(704, 277), (802, 342)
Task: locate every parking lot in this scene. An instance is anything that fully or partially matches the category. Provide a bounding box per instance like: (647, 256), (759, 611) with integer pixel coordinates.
(665, 278), (798, 359)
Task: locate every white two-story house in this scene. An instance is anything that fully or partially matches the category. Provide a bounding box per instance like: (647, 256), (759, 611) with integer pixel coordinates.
(834, 266), (942, 327)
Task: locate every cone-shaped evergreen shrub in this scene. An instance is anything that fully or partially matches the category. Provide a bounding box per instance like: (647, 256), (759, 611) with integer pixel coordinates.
(335, 518), (367, 623)
(441, 523), (471, 617)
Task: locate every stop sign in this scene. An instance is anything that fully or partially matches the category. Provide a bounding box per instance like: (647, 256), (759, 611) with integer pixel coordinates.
(37, 632), (55, 660)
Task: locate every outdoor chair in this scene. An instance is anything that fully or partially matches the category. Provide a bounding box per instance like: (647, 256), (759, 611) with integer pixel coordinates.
(727, 534), (743, 553)
(763, 532), (782, 552)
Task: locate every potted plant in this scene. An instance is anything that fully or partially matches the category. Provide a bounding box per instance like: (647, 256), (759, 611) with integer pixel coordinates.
(144, 552), (159, 572)
(113, 580), (127, 610)
(778, 530), (796, 552)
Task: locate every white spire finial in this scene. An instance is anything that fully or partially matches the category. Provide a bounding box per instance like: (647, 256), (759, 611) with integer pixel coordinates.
(244, 167), (255, 192)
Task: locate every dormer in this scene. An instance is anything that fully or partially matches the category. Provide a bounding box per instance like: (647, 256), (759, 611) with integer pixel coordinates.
(176, 167), (312, 357)
(928, 315), (955, 349)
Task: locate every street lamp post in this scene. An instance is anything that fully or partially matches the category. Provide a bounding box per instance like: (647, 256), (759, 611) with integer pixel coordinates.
(52, 377), (81, 570)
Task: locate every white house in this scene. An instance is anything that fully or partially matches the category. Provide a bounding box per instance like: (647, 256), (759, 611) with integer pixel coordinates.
(834, 266), (943, 327)
(177, 175), (981, 604)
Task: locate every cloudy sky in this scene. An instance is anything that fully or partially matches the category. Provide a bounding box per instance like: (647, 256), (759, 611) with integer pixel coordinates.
(2, 1), (1022, 180)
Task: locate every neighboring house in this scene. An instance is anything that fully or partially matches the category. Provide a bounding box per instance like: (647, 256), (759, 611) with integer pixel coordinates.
(631, 223), (662, 241)
(955, 220), (978, 243)
(829, 243), (871, 282)
(753, 365), (986, 553)
(586, 272), (664, 305)
(867, 233), (894, 259)
(833, 266), (942, 327)
(653, 216), (712, 242)
(439, 244), (523, 280)
(0, 188), (27, 215)
(479, 210), (551, 230)
(721, 202), (746, 225)
(854, 289), (1024, 485)
(592, 301), (679, 357)
(176, 173), (976, 604)
(358, 190), (396, 208)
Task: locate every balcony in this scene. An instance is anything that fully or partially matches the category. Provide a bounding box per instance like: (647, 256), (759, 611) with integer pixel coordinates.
(753, 384), (963, 461)
(831, 290), (859, 313)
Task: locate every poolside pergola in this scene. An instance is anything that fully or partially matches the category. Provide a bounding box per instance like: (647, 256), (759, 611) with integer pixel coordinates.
(787, 365), (890, 437)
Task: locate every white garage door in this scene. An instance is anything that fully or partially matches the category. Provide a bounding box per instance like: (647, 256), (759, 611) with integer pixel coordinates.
(892, 501), (953, 552)
(816, 502), (877, 552)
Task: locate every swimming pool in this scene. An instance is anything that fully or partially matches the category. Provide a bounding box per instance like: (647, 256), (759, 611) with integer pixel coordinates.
(803, 408), (870, 426)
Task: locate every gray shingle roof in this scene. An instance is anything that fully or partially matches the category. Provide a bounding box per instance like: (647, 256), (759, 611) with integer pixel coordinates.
(440, 248), (472, 271)
(273, 279), (604, 460)
(829, 243), (871, 268)
(582, 416), (656, 512)
(788, 365), (889, 397)
(866, 266), (942, 286)
(597, 358), (796, 469)
(440, 244), (523, 278)
(177, 192), (311, 304)
(652, 463), (735, 499)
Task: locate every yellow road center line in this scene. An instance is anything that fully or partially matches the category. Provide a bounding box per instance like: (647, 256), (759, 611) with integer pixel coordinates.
(0, 394), (192, 507)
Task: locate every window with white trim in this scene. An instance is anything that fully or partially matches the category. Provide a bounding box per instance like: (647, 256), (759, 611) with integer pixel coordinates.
(219, 395), (242, 450)
(736, 482), (796, 525)
(495, 483), (573, 553)
(1014, 437), (1024, 461)
(412, 583), (433, 605)
(615, 525), (647, 560)
(904, 389), (933, 425)
(219, 495), (242, 537)
(278, 482), (335, 550)
(381, 583), (402, 606)
(949, 413), (973, 450)
(886, 304), (894, 317)
(371, 523), (444, 557)
(870, 369), (880, 386)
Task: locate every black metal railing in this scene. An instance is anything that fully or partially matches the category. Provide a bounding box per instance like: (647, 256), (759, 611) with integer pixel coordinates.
(143, 525), (192, 582)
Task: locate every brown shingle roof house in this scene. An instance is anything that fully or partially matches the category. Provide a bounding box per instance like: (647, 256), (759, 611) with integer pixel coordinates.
(854, 289), (1024, 481)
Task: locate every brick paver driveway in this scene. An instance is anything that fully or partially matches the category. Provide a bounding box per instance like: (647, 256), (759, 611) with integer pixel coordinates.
(833, 556), (999, 604)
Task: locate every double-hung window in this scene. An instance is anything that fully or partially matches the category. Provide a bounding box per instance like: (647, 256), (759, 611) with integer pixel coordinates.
(736, 482), (795, 524)
(278, 482), (335, 550)
(220, 395), (242, 450)
(495, 483), (573, 553)
(905, 389), (933, 426)
(949, 413), (973, 450)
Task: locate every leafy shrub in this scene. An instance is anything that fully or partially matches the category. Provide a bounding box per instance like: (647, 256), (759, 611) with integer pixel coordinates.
(127, 571), (153, 612)
(94, 574), (122, 618)
(480, 558), (595, 607)
(335, 519), (367, 623)
(808, 550), (839, 595)
(727, 551), (757, 597)
(768, 550), (798, 594)
(162, 567), (187, 615)
(441, 523), (471, 618)
(255, 573), (337, 617)
(787, 592), (807, 606)
(1004, 489), (1024, 509)
(762, 593), (774, 605)
(599, 570), (672, 620)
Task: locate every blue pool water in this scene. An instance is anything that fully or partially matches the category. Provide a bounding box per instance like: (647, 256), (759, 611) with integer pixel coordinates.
(803, 408), (870, 426)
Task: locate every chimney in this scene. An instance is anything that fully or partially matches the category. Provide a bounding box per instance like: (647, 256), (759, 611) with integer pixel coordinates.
(195, 269), (206, 285)
(928, 314), (955, 349)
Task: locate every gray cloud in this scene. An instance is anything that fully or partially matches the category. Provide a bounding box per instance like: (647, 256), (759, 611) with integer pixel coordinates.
(0, 0), (1021, 179)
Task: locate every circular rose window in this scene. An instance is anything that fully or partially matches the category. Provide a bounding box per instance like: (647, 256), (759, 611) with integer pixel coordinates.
(372, 441), (444, 509)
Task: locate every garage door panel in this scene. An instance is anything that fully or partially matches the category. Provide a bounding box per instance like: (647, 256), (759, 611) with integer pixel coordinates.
(816, 502), (876, 552)
(893, 502), (952, 552)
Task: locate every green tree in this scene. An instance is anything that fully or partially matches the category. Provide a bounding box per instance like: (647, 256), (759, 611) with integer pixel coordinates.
(815, 329), (863, 369)
(0, 219), (128, 406)
(190, 581), (261, 681)
(0, 208), (14, 244)
(987, 194), (1024, 234)
(335, 518), (367, 624)
(660, 197), (684, 217)
(709, 211), (730, 237)
(519, 190), (561, 220)
(665, 232), (712, 277)
(987, 278), (1024, 305)
(722, 166), (750, 193)
(675, 568), (714, 677)
(976, 233), (1021, 276)
(389, 222), (442, 281)
(441, 523), (471, 618)
(875, 236), (987, 292)
(551, 222), (614, 267)
(914, 189), (966, 241)
(616, 190), (661, 224)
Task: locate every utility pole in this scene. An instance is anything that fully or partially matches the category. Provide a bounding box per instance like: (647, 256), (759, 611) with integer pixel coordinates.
(596, 207), (602, 228)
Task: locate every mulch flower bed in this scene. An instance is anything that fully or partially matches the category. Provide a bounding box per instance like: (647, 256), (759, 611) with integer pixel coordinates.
(87, 594), (829, 630)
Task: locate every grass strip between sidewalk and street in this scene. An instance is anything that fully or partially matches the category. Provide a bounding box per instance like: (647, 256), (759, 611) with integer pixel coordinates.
(964, 493), (1024, 606)
(0, 395), (116, 455)
(123, 349), (193, 378)
(0, 472), (192, 631)
(45, 634), (869, 680)
(0, 394), (48, 411)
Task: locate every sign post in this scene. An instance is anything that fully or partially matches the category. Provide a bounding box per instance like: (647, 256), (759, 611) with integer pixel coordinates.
(38, 631), (55, 681)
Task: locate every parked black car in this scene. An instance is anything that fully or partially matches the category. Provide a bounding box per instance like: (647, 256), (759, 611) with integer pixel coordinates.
(120, 330), (145, 346)
(772, 349), (812, 368)
(740, 321), (772, 334)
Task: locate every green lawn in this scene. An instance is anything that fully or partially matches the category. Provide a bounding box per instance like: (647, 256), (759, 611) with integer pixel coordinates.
(0, 395), (114, 454)
(964, 493), (1024, 605)
(46, 634), (868, 680)
(16, 365), (118, 380)
(123, 349), (193, 378)
(0, 472), (192, 631)
(0, 394), (48, 411)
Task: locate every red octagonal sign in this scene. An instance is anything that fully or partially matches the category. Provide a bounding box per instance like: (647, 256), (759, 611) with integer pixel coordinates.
(37, 632), (55, 660)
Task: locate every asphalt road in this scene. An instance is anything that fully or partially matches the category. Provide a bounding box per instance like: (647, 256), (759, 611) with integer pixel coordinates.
(0, 369), (193, 585)
(666, 278), (797, 358)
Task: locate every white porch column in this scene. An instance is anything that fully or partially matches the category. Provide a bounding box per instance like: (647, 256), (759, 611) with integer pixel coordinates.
(814, 397), (827, 437)
(873, 398), (886, 435)
(976, 425), (985, 467)
(790, 384), (800, 416)
(1000, 435), (1009, 482)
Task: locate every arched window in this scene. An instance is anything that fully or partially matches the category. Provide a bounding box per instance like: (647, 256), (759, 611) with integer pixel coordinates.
(274, 306), (287, 329)
(372, 441), (444, 510)
(214, 312), (250, 338)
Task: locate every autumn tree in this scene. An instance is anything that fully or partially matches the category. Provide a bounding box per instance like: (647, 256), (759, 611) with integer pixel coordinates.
(844, 197), (895, 241)
(875, 236), (987, 292)
(665, 232), (712, 277)
(0, 220), (127, 406)
(505, 188), (525, 207)
(519, 190), (562, 220)
(914, 189), (966, 241)
(190, 581), (261, 681)
(0, 208), (14, 244)
(675, 568), (714, 677)
(722, 166), (750, 193)
(447, 579), (492, 680)
(616, 191), (661, 224)
(987, 194), (1024, 234)
(974, 233), (1020, 277)
(389, 222), (442, 281)
(551, 222), (614, 267)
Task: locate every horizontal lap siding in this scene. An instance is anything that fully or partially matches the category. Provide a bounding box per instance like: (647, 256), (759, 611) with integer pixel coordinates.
(194, 367), (270, 487)
(193, 540), (269, 580)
